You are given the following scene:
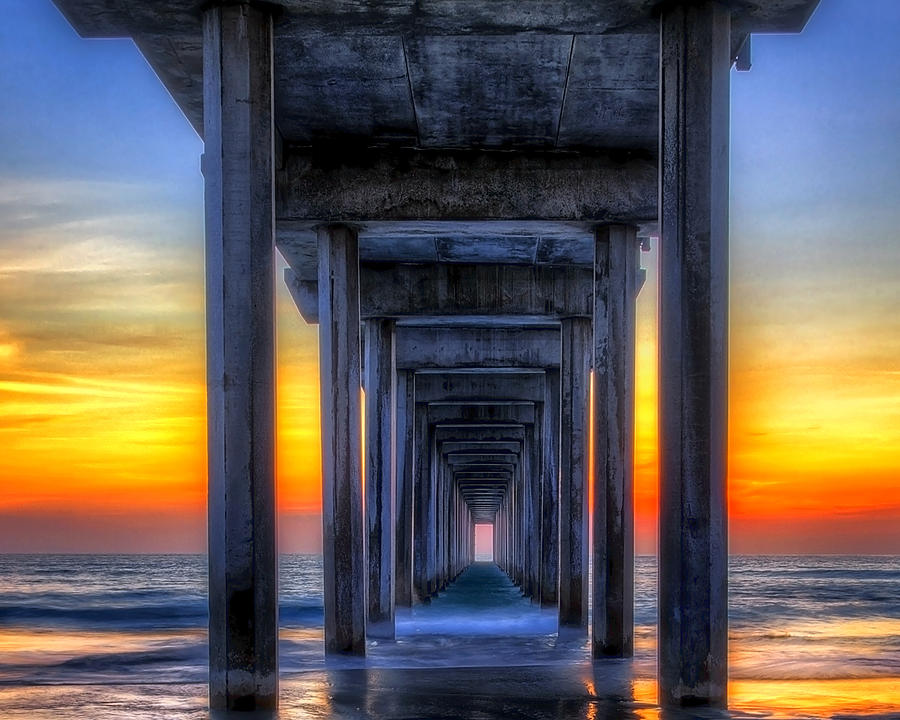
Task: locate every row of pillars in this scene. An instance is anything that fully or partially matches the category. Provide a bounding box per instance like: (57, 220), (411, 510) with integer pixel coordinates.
(334, 226), (640, 644)
(203, 0), (729, 711)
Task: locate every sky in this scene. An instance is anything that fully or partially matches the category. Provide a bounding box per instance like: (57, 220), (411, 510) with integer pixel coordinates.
(0, 0), (897, 554)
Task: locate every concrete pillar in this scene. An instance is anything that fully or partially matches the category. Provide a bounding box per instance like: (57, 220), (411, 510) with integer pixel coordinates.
(558, 317), (591, 633)
(540, 368), (560, 608)
(528, 417), (542, 600)
(203, 3), (277, 710)
(658, 1), (730, 706)
(436, 454), (447, 590)
(511, 478), (520, 585)
(394, 371), (415, 607)
(466, 511), (475, 563)
(318, 224), (365, 656)
(449, 481), (457, 576)
(413, 403), (430, 602)
(365, 318), (395, 639)
(592, 224), (640, 658)
(427, 430), (439, 594)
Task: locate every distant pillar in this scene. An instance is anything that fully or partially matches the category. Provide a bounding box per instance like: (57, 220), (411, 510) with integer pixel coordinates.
(394, 371), (415, 607)
(592, 224), (640, 657)
(558, 317), (591, 633)
(365, 318), (395, 639)
(540, 369), (560, 608)
(204, 3), (278, 710)
(658, 1), (730, 706)
(318, 224), (365, 656)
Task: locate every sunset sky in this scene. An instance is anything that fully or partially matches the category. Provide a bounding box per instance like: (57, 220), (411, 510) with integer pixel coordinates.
(0, 0), (897, 554)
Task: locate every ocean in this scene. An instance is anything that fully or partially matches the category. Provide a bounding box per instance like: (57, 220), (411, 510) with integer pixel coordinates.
(0, 555), (897, 719)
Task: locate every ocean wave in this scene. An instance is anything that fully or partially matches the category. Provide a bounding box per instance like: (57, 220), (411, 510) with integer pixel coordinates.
(0, 601), (325, 630)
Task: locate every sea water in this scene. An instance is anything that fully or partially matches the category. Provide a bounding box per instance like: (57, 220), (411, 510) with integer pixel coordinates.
(0, 555), (898, 718)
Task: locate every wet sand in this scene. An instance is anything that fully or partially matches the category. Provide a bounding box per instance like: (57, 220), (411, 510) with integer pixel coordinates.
(2, 562), (898, 719)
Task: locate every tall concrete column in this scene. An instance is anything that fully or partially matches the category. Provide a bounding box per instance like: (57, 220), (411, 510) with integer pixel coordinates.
(558, 317), (591, 633)
(540, 368), (560, 608)
(466, 512), (475, 563)
(413, 403), (430, 602)
(394, 371), (415, 607)
(449, 482), (457, 576)
(318, 224), (365, 656)
(658, 1), (730, 706)
(528, 417), (542, 600)
(436, 455), (446, 590)
(514, 481), (520, 583)
(427, 430), (439, 594)
(365, 319), (395, 638)
(203, 3), (277, 710)
(592, 224), (640, 658)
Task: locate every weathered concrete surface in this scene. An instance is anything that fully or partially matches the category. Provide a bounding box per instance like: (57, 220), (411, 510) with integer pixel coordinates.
(414, 372), (545, 404)
(592, 224), (640, 658)
(441, 440), (522, 456)
(287, 263), (592, 321)
(540, 368), (560, 608)
(279, 220), (656, 281)
(364, 319), (396, 639)
(318, 225), (366, 656)
(395, 326), (560, 370)
(203, 5), (277, 711)
(413, 403), (431, 602)
(558, 317), (591, 634)
(55, 0), (819, 147)
(426, 402), (535, 427)
(277, 148), (656, 222)
(394, 371), (415, 608)
(657, 1), (730, 707)
(435, 425), (525, 444)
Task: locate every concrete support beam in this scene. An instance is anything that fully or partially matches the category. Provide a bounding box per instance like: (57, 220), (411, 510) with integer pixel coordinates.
(396, 327), (560, 370)
(442, 441), (522, 455)
(426, 402), (535, 427)
(558, 317), (591, 633)
(364, 319), (396, 638)
(435, 425), (525, 444)
(658, 1), (730, 707)
(394, 371), (415, 608)
(203, 4), (277, 710)
(413, 372), (545, 404)
(592, 224), (640, 658)
(318, 224), (366, 655)
(277, 147), (656, 223)
(285, 263), (592, 321)
(540, 368), (560, 608)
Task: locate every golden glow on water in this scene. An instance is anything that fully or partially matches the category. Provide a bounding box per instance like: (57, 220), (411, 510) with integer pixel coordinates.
(730, 678), (900, 717)
(0, 628), (203, 666)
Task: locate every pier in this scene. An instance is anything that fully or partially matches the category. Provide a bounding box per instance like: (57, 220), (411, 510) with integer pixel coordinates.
(52, 0), (819, 711)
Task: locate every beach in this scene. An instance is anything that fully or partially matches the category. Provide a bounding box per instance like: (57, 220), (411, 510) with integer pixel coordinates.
(0, 555), (898, 719)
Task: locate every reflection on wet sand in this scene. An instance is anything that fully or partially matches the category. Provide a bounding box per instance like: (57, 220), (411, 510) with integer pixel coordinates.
(2, 669), (900, 719)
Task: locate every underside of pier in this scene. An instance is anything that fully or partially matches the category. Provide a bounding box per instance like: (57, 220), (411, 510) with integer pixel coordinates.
(54, 0), (819, 712)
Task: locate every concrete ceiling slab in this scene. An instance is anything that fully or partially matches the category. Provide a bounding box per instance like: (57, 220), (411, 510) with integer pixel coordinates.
(405, 34), (572, 148)
(54, 0), (820, 148)
(274, 34), (416, 144)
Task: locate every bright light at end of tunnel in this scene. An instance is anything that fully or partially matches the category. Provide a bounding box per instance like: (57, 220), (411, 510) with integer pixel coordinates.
(474, 524), (494, 561)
